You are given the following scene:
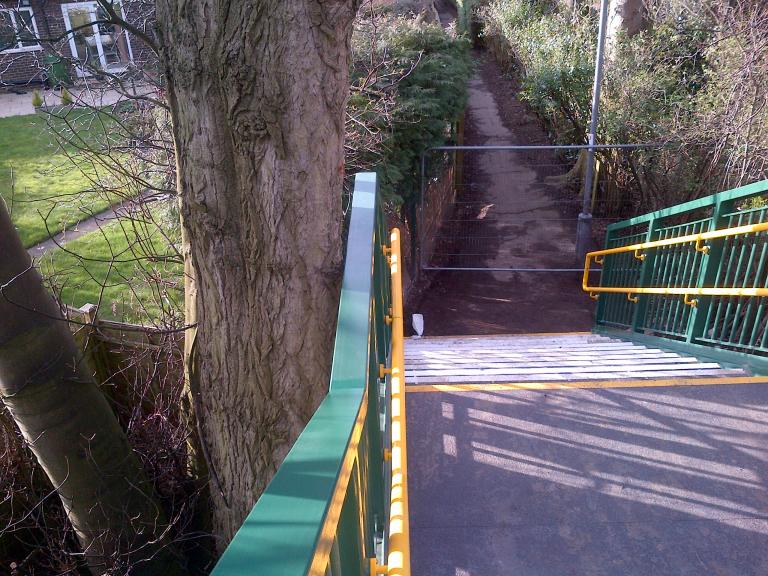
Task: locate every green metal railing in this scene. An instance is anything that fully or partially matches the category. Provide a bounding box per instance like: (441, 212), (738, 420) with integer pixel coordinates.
(211, 173), (394, 575)
(585, 178), (768, 374)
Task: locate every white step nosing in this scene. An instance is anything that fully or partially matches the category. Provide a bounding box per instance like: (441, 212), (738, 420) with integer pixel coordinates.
(410, 335), (612, 343)
(406, 350), (680, 363)
(408, 337), (641, 345)
(405, 358), (702, 371)
(404, 357), (687, 368)
(406, 345), (653, 354)
(405, 362), (725, 378)
(405, 368), (747, 384)
(406, 344), (653, 353)
(408, 338), (624, 345)
(406, 337), (622, 346)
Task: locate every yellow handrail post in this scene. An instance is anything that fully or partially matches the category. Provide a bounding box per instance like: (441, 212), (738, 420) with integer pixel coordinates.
(387, 228), (411, 576)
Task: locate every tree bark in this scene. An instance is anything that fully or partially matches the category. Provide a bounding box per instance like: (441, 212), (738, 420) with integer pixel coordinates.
(606, 0), (648, 56)
(0, 202), (181, 574)
(155, 0), (359, 543)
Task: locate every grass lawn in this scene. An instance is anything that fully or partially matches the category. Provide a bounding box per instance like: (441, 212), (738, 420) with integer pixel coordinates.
(39, 210), (184, 323)
(0, 112), (118, 248)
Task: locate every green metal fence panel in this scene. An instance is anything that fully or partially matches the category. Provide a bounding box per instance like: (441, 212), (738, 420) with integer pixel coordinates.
(596, 178), (768, 373)
(598, 227), (647, 329)
(211, 172), (390, 575)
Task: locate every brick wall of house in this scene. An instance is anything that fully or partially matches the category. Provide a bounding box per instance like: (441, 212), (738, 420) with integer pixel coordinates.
(0, 49), (44, 85)
(121, 0), (157, 71)
(1, 0), (49, 86)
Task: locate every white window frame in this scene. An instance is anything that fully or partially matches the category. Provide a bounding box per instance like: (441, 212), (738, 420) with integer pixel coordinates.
(61, 1), (134, 78)
(0, 5), (42, 54)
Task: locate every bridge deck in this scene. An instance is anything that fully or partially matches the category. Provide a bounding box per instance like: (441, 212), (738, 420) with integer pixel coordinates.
(406, 334), (768, 575)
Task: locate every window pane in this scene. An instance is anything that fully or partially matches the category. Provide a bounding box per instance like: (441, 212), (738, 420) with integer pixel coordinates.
(0, 12), (17, 50)
(17, 9), (37, 47)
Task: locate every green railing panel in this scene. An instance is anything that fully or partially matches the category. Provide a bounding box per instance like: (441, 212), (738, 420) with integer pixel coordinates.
(211, 389), (368, 575)
(595, 178), (768, 374)
(211, 172), (390, 576)
(597, 228), (647, 329)
(331, 173), (380, 392)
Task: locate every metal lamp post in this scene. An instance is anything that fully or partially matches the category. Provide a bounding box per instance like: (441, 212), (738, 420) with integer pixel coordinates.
(576, 0), (610, 261)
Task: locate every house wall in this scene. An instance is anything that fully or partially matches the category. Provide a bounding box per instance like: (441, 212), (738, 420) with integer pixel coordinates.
(1, 0), (47, 85)
(1, 0), (155, 88)
(0, 49), (43, 84)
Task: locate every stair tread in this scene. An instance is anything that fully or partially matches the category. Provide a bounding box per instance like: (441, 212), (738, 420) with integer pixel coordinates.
(403, 333), (746, 384)
(406, 360), (726, 377)
(405, 368), (747, 384)
(406, 357), (702, 371)
(406, 344), (652, 354)
(406, 351), (685, 363)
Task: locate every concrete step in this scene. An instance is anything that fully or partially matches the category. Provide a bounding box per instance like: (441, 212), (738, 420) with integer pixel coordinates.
(405, 333), (749, 385)
(405, 356), (701, 371)
(406, 368), (745, 384)
(405, 350), (685, 364)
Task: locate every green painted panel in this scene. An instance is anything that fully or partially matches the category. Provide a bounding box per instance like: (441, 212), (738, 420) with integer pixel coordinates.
(597, 179), (768, 367)
(211, 389), (366, 576)
(331, 172), (379, 392)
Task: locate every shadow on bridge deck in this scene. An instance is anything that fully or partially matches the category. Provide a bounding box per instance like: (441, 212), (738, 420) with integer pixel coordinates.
(406, 377), (768, 575)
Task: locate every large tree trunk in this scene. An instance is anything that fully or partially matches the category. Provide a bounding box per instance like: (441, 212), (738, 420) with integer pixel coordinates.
(155, 0), (359, 542)
(606, 0), (648, 55)
(0, 203), (180, 574)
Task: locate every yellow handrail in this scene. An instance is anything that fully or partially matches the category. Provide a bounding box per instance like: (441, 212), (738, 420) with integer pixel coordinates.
(583, 221), (768, 300)
(387, 228), (411, 576)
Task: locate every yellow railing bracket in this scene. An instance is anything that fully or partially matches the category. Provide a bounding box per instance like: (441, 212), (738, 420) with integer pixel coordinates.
(379, 364), (391, 379)
(385, 315), (393, 326)
(370, 559), (388, 575)
(634, 249), (646, 261)
(383, 448), (391, 462)
(382, 245), (392, 256)
(594, 255), (604, 265)
(627, 293), (639, 303)
(695, 238), (710, 254)
(589, 292), (599, 300)
(684, 294), (698, 308)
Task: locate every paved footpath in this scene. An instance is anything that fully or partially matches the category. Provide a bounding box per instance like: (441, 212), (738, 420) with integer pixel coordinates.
(0, 83), (154, 117)
(412, 53), (596, 336)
